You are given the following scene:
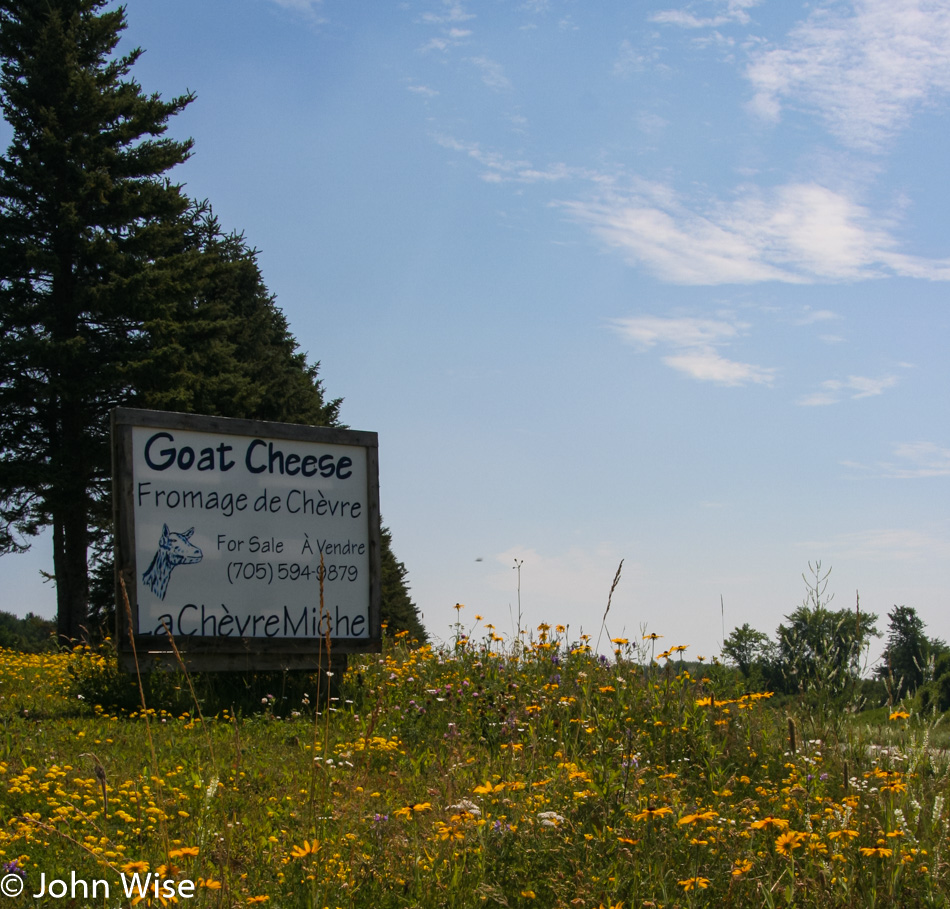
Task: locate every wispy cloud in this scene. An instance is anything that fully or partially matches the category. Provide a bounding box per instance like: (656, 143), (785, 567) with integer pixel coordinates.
(421, 1), (474, 26)
(561, 181), (950, 285)
(889, 442), (950, 478)
(880, 442), (950, 478)
(651, 0), (761, 29)
(794, 307), (840, 326)
(434, 135), (598, 184)
(408, 83), (440, 98)
(470, 56), (512, 92)
(611, 315), (776, 386)
(613, 39), (651, 77)
(266, 0), (326, 22)
(842, 441), (950, 478)
(746, 0), (950, 151)
(419, 1), (474, 52)
(797, 373), (898, 406)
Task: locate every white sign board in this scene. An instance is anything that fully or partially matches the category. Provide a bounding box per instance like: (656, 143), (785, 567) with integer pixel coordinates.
(112, 408), (381, 670)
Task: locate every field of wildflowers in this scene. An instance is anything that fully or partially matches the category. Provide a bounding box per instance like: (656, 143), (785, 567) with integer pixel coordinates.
(1, 610), (949, 908)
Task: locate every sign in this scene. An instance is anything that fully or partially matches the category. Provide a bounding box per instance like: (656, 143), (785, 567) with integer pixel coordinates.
(111, 408), (381, 670)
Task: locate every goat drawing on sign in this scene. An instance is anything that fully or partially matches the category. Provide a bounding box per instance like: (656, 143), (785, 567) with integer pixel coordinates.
(142, 525), (203, 600)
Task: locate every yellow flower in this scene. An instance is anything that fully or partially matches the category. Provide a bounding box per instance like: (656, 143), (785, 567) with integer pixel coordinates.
(632, 805), (673, 822)
(860, 846), (893, 858)
(473, 781), (504, 795)
(521, 890), (536, 899)
(678, 810), (717, 825)
(290, 839), (319, 859)
(247, 898), (269, 904)
(121, 861), (149, 874)
(889, 710), (910, 720)
(775, 831), (806, 856)
(678, 877), (710, 891)
(751, 816), (789, 830)
(732, 859), (753, 876)
(168, 847), (199, 859)
(881, 781), (908, 794)
(642, 633), (663, 640)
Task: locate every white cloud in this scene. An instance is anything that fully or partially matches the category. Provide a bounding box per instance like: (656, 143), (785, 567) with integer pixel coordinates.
(419, 1), (475, 52)
(612, 314), (740, 349)
(794, 307), (840, 325)
(663, 351), (775, 385)
(470, 56), (512, 92)
(841, 441), (950, 477)
(612, 315), (775, 386)
(562, 180), (950, 285)
(885, 442), (950, 478)
(797, 373), (898, 406)
(421, 1), (475, 25)
(613, 39), (650, 77)
(637, 112), (669, 135)
(563, 193), (789, 285)
(651, 0), (761, 28)
(266, 0), (326, 21)
(408, 84), (440, 98)
(746, 0), (950, 151)
(434, 135), (593, 184)
(797, 389), (839, 407)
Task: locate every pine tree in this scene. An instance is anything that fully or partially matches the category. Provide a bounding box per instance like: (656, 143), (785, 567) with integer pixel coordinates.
(135, 207), (342, 428)
(87, 211), (425, 643)
(379, 524), (426, 643)
(0, 0), (195, 641)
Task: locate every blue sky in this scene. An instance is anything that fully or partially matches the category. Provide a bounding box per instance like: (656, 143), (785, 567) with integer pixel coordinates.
(5, 0), (950, 662)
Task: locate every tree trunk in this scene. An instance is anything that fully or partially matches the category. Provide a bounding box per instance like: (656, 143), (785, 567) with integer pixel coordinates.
(54, 508), (89, 644)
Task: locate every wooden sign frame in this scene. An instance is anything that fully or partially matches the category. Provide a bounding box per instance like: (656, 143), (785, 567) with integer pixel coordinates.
(112, 408), (381, 671)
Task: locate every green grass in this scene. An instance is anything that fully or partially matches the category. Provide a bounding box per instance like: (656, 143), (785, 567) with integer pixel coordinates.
(1, 620), (948, 908)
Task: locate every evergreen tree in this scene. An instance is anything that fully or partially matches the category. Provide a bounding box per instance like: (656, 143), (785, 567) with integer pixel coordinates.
(88, 212), (424, 643)
(379, 524), (426, 642)
(135, 207), (342, 428)
(0, 0), (195, 641)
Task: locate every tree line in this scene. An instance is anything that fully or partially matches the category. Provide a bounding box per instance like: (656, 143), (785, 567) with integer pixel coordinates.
(722, 563), (948, 711)
(0, 0), (425, 644)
